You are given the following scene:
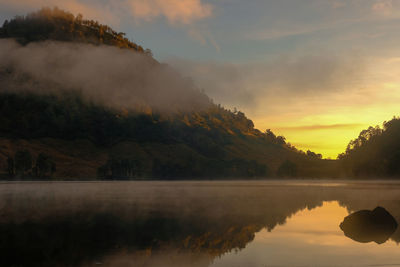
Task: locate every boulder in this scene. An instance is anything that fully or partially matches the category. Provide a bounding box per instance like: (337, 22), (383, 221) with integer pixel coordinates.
(339, 206), (398, 244)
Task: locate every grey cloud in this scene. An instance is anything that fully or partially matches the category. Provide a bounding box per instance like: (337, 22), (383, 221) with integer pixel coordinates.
(167, 53), (365, 110)
(167, 57), (256, 109)
(268, 54), (365, 93)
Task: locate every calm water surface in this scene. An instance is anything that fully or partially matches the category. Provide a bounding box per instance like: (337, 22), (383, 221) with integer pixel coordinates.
(1, 181), (400, 267)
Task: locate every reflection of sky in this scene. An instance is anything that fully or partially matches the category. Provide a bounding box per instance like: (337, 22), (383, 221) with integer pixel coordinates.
(211, 201), (400, 267)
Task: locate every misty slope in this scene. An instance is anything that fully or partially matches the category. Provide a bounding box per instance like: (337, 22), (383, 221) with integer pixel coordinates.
(0, 8), (338, 179)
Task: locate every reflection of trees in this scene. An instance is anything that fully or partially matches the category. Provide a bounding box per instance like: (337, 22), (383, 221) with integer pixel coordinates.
(1, 182), (400, 266)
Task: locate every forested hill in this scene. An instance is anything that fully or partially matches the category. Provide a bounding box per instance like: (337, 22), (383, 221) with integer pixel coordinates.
(0, 8), (339, 180)
(0, 7), (151, 54)
(339, 117), (400, 178)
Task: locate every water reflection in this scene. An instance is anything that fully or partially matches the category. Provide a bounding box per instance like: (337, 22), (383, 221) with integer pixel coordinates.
(340, 207), (398, 244)
(1, 181), (400, 267)
(212, 202), (400, 267)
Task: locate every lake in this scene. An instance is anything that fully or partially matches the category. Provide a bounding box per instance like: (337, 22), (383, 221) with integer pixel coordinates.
(1, 181), (400, 267)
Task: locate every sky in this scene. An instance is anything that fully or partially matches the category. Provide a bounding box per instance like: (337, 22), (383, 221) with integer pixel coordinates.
(1, 0), (400, 158)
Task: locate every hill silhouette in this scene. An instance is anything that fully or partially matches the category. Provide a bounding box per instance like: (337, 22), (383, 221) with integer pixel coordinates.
(339, 117), (400, 178)
(0, 8), (338, 179)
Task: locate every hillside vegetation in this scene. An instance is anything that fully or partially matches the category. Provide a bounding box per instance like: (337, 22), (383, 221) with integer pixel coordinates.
(339, 117), (400, 178)
(0, 8), (339, 180)
(0, 7), (150, 54)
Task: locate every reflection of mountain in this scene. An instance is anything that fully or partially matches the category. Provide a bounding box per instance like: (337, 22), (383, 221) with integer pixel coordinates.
(0, 182), (323, 267)
(1, 182), (400, 267)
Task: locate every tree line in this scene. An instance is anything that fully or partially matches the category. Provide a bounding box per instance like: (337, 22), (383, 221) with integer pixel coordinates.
(0, 7), (152, 55)
(96, 156), (299, 180)
(5, 150), (56, 179)
(338, 117), (400, 178)
(0, 92), (305, 179)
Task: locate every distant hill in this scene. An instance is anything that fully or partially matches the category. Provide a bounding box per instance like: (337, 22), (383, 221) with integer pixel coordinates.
(339, 117), (400, 178)
(0, 8), (339, 180)
(0, 7), (150, 54)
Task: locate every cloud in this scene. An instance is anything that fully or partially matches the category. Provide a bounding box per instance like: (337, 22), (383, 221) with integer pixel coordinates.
(0, 0), (112, 22)
(275, 124), (365, 131)
(0, 0), (213, 25)
(244, 0), (400, 42)
(269, 54), (365, 93)
(187, 28), (220, 52)
(167, 57), (256, 109)
(372, 0), (394, 15)
(331, 1), (347, 9)
(0, 39), (211, 113)
(127, 0), (213, 24)
(246, 26), (321, 41)
(167, 53), (366, 111)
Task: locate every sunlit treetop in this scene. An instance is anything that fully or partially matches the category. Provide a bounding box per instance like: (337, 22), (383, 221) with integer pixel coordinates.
(0, 7), (152, 56)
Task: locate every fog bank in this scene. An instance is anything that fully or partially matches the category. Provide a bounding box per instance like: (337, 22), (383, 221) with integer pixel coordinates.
(0, 39), (211, 113)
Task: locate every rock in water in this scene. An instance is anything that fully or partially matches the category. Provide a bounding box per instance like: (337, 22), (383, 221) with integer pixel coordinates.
(340, 207), (398, 244)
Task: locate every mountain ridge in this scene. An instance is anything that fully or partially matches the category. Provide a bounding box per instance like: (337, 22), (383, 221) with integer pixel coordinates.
(0, 8), (339, 179)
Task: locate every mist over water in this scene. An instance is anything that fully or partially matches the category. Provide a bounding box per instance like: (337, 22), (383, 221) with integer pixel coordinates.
(0, 39), (211, 112)
(1, 181), (400, 267)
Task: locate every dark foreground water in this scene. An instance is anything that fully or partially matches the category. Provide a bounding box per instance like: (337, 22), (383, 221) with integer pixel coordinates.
(1, 181), (400, 267)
